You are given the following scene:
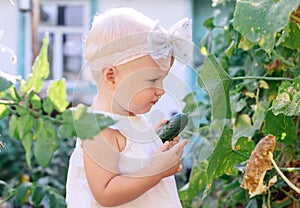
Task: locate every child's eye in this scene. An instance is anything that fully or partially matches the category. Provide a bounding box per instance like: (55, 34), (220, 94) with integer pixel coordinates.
(148, 78), (159, 83)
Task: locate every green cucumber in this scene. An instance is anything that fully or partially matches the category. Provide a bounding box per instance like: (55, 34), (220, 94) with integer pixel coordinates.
(156, 113), (188, 142)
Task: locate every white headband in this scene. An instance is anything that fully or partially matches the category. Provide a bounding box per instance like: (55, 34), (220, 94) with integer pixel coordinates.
(148, 17), (193, 69)
(83, 18), (194, 83)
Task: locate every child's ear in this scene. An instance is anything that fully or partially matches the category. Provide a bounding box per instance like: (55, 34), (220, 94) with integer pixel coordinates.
(102, 66), (117, 89)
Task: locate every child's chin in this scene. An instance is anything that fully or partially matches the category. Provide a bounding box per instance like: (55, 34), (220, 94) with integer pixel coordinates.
(133, 107), (152, 115)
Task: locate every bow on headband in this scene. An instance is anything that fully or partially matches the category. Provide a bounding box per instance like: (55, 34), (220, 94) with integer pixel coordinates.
(148, 17), (194, 69)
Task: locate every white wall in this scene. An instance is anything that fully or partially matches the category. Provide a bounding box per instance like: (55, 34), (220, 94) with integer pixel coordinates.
(0, 1), (19, 75)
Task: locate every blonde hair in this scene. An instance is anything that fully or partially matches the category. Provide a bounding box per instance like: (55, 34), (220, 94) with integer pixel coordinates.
(83, 7), (156, 83)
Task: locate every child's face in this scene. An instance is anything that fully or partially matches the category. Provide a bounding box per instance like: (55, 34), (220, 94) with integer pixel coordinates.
(112, 55), (169, 115)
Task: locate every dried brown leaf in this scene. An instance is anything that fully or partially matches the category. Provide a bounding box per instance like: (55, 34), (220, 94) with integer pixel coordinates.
(240, 134), (276, 196)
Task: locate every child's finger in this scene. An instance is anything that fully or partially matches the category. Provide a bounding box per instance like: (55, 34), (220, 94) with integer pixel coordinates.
(169, 139), (188, 160)
(172, 135), (180, 142)
(154, 119), (169, 130)
(158, 141), (170, 152)
(176, 164), (183, 173)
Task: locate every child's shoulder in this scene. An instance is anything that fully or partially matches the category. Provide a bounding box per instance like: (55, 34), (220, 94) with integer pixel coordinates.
(95, 127), (126, 152)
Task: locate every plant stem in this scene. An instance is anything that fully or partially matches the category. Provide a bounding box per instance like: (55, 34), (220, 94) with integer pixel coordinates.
(272, 51), (295, 67)
(233, 150), (249, 159)
(1, 99), (64, 124)
(232, 76), (294, 82)
(267, 189), (271, 208)
(0, 191), (16, 206)
(290, 14), (300, 24)
(0, 99), (17, 105)
(279, 167), (300, 172)
(269, 152), (300, 194)
(279, 187), (300, 204)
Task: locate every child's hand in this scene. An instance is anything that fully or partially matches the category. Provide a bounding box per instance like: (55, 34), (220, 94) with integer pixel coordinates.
(151, 139), (188, 178)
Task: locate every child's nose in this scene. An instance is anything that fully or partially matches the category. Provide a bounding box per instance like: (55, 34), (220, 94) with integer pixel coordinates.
(155, 87), (165, 97)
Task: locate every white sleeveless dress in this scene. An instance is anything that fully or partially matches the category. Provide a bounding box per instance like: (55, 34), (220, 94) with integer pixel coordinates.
(65, 111), (182, 208)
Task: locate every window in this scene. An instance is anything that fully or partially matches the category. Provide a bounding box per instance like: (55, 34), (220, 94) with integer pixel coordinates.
(38, 0), (90, 89)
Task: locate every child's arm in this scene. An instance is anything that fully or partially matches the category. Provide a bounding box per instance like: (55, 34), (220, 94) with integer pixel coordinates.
(83, 129), (187, 207)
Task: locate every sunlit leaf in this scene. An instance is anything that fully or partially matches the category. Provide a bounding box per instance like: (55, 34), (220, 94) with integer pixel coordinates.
(233, 0), (300, 53)
(21, 33), (49, 93)
(47, 79), (69, 112)
(198, 55), (232, 119)
(0, 104), (8, 119)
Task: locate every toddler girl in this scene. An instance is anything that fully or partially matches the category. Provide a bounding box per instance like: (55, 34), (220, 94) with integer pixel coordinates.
(66, 7), (193, 208)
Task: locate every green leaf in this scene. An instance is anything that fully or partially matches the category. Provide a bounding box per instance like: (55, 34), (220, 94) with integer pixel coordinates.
(34, 120), (59, 167)
(246, 198), (258, 208)
(42, 98), (54, 115)
(282, 21), (300, 49)
(30, 94), (42, 109)
(224, 40), (235, 59)
(9, 114), (19, 139)
(22, 132), (33, 169)
(47, 79), (69, 112)
(263, 110), (296, 145)
(72, 104), (116, 140)
(18, 113), (34, 139)
(238, 36), (255, 51)
(49, 192), (67, 208)
(0, 71), (14, 92)
(182, 92), (199, 114)
(207, 126), (254, 185)
(203, 16), (215, 30)
(179, 160), (208, 202)
(57, 109), (76, 139)
(31, 183), (46, 206)
(198, 55), (232, 119)
(21, 33), (49, 93)
(232, 101), (268, 145)
(57, 123), (76, 139)
(62, 108), (74, 123)
(16, 182), (31, 205)
(0, 104), (9, 119)
(270, 78), (300, 116)
(233, 0), (300, 54)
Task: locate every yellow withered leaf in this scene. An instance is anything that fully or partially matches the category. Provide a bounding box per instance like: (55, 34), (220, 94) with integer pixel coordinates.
(240, 134), (276, 197)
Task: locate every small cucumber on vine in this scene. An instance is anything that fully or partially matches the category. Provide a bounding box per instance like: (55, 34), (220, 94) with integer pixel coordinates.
(156, 113), (188, 142)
